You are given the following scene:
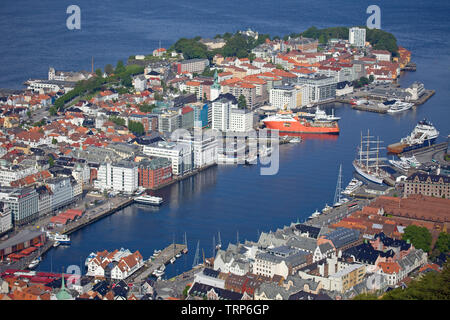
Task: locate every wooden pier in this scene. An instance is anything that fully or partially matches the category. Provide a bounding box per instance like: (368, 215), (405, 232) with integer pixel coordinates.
(351, 104), (388, 114)
(413, 90), (435, 106)
(126, 243), (187, 284)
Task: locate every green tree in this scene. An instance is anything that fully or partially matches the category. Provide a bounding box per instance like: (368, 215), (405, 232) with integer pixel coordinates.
(238, 95), (247, 109)
(27, 110), (32, 118)
(402, 225), (432, 252)
(353, 293), (379, 300)
(382, 261), (450, 300)
(48, 155), (55, 167)
(128, 120), (145, 135)
(49, 106), (57, 116)
(153, 92), (163, 101)
(115, 60), (126, 74)
(105, 64), (114, 75)
(52, 138), (57, 144)
(109, 115), (126, 127)
(139, 103), (155, 113)
(95, 68), (103, 77)
(434, 232), (450, 255)
(121, 74), (133, 87)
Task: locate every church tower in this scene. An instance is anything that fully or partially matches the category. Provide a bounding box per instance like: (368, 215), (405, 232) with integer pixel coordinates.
(210, 69), (221, 102)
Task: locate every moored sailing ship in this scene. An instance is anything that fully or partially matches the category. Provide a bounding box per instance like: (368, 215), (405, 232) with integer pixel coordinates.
(352, 130), (390, 184)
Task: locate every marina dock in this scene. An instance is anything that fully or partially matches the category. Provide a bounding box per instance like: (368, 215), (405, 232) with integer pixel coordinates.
(61, 198), (134, 236)
(126, 243), (187, 285)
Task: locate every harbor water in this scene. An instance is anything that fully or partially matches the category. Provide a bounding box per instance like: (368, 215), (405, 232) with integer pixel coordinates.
(0, 0), (448, 278)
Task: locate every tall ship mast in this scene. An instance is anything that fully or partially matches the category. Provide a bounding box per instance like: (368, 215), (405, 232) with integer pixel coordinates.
(333, 164), (349, 207)
(352, 129), (390, 184)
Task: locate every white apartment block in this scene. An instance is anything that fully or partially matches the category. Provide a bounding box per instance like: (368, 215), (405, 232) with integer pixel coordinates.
(253, 252), (290, 279)
(349, 27), (366, 47)
(0, 166), (39, 187)
(212, 94), (253, 133)
(95, 161), (138, 194)
(46, 177), (74, 211)
(230, 109), (253, 132)
(177, 133), (218, 169)
(0, 202), (12, 234)
(0, 187), (39, 225)
(270, 85), (306, 109)
(143, 141), (192, 176)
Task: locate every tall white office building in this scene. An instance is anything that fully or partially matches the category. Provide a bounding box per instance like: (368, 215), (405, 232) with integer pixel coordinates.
(349, 27), (366, 47)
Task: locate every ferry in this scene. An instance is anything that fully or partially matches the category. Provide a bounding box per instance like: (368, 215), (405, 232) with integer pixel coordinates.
(384, 99), (414, 113)
(387, 119), (439, 154)
(134, 195), (163, 206)
(262, 110), (339, 134)
(342, 178), (363, 195)
(54, 234), (71, 245)
(28, 257), (42, 269)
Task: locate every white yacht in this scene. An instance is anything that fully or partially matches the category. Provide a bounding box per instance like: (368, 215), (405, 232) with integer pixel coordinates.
(322, 204), (332, 213)
(384, 99), (414, 113)
(28, 257), (41, 269)
(310, 209), (321, 218)
(170, 257), (176, 264)
(314, 107), (341, 122)
(134, 195), (163, 206)
(342, 178), (363, 195)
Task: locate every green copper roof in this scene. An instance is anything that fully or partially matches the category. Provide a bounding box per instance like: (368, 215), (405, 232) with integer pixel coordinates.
(56, 273), (72, 300)
(211, 69), (221, 90)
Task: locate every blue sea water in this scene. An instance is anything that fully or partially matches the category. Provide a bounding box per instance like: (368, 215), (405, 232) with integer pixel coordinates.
(0, 0), (449, 278)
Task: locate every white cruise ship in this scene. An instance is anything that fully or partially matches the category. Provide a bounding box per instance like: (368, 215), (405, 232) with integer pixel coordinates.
(134, 195), (163, 205)
(383, 99), (414, 113)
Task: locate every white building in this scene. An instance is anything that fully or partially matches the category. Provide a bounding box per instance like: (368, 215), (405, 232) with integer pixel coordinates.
(0, 165), (39, 187)
(270, 85), (301, 110)
(0, 202), (12, 234)
(230, 109), (253, 132)
(133, 75), (148, 92)
(46, 177), (74, 211)
(297, 75), (337, 103)
(193, 269), (226, 289)
(212, 93), (253, 133)
(372, 50), (392, 62)
(95, 161), (138, 194)
(349, 27), (366, 47)
(177, 133), (218, 169)
(253, 252), (290, 279)
(0, 187), (39, 225)
(143, 141), (192, 176)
